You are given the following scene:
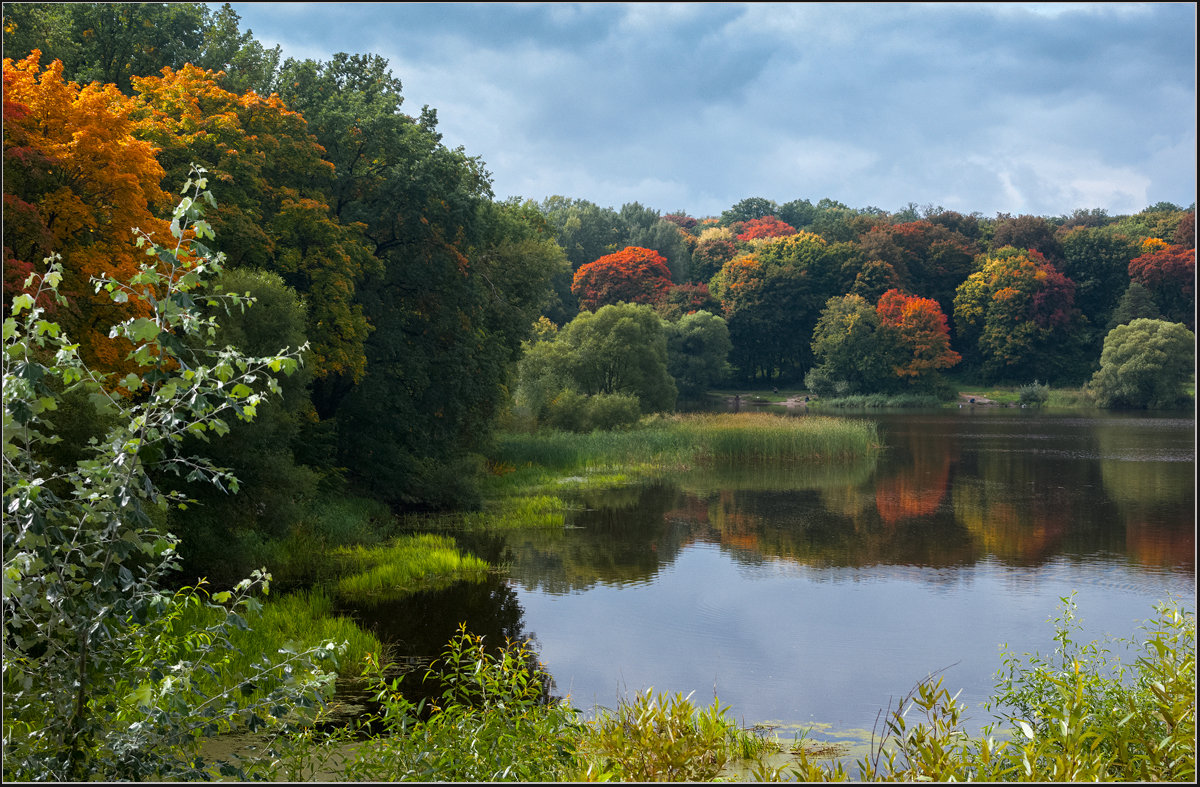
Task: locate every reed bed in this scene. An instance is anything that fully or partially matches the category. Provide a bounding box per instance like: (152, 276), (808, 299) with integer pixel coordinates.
(493, 412), (879, 477)
(333, 534), (489, 604)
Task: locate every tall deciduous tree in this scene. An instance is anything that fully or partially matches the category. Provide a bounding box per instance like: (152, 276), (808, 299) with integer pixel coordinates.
(1127, 244), (1195, 329)
(572, 246), (673, 311)
(2, 52), (171, 372)
(131, 64), (378, 402)
(953, 247), (1086, 383)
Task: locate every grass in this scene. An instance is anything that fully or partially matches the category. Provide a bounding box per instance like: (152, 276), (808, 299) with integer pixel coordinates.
(492, 412), (879, 477)
(332, 534), (490, 604)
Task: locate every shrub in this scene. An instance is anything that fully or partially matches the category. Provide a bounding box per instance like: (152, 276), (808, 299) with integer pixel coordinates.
(1018, 379), (1050, 406)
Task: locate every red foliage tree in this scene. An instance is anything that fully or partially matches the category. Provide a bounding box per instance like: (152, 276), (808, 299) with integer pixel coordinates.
(571, 246), (673, 311)
(876, 289), (960, 380)
(735, 215), (796, 242)
(1128, 244), (1195, 328)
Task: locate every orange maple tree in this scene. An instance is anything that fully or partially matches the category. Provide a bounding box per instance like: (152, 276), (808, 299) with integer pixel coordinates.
(876, 288), (960, 380)
(3, 52), (172, 372)
(571, 246), (673, 311)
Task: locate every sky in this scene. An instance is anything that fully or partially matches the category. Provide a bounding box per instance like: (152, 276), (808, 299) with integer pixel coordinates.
(229, 2), (1197, 220)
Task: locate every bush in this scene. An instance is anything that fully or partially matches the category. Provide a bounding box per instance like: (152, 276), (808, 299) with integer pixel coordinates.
(1018, 379), (1050, 406)
(2, 171), (336, 781)
(545, 390), (641, 432)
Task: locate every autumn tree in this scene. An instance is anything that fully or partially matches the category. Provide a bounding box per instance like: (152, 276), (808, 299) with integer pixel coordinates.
(131, 64), (378, 409)
(690, 227), (737, 284)
(735, 215), (796, 242)
(875, 288), (960, 388)
(953, 247), (1087, 382)
(572, 246), (673, 311)
(2, 52), (171, 372)
(1127, 243), (1195, 329)
(655, 282), (720, 321)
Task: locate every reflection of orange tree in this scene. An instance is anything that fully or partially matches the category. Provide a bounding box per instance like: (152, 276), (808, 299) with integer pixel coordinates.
(1124, 518), (1195, 572)
(874, 426), (955, 525)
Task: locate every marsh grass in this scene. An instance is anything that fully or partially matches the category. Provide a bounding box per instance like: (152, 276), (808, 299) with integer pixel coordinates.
(493, 412), (879, 478)
(333, 534), (489, 604)
(178, 587), (381, 706)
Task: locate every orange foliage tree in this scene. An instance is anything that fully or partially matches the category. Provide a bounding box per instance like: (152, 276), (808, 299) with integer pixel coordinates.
(571, 246), (672, 311)
(2, 52), (171, 372)
(1127, 243), (1195, 329)
(876, 289), (960, 382)
(131, 64), (379, 385)
(735, 215), (796, 242)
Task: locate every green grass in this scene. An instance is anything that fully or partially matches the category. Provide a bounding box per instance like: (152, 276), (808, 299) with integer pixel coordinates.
(493, 412), (879, 475)
(174, 586), (382, 713)
(332, 534), (490, 604)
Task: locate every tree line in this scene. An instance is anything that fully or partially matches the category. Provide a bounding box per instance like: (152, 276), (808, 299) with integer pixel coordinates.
(3, 3), (1195, 581)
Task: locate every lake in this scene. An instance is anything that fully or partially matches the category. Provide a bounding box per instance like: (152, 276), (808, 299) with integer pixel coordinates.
(354, 407), (1195, 746)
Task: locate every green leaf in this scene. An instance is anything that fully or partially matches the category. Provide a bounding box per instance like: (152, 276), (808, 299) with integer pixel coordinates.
(11, 293), (34, 315)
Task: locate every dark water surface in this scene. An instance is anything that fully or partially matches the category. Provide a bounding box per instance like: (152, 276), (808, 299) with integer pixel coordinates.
(358, 409), (1195, 740)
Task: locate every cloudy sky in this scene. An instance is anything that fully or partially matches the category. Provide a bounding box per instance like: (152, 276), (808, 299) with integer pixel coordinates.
(230, 2), (1196, 219)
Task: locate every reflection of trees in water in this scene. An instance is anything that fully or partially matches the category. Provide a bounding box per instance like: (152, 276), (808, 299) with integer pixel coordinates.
(951, 442), (1085, 564)
(706, 488), (978, 569)
(504, 482), (697, 594)
(873, 424), (956, 525)
(1094, 419), (1195, 572)
(345, 577), (529, 657)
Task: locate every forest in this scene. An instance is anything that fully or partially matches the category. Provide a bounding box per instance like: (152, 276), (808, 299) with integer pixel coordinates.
(2, 3), (1196, 782)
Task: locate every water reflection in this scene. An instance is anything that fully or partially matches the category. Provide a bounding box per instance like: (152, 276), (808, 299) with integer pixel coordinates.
(501, 411), (1194, 586)
(346, 410), (1194, 736)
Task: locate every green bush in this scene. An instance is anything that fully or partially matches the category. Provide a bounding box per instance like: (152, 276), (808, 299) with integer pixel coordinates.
(1018, 379), (1050, 405)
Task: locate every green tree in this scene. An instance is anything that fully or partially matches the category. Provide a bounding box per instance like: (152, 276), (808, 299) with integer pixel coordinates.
(1106, 281), (1161, 330)
(163, 267), (319, 585)
(1087, 319), (1195, 409)
(515, 303), (676, 426)
(2, 2), (279, 97)
(1058, 227), (1137, 340)
(2, 172), (331, 781)
(540, 196), (626, 270)
(276, 53), (554, 508)
(560, 303), (676, 412)
(720, 196), (778, 224)
(664, 309), (732, 397)
(806, 294), (890, 396)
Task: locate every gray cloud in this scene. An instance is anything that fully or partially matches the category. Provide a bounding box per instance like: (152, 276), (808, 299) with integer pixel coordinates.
(233, 2), (1195, 217)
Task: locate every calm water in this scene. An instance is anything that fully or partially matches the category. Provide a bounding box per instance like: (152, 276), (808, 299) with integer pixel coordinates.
(355, 408), (1195, 742)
